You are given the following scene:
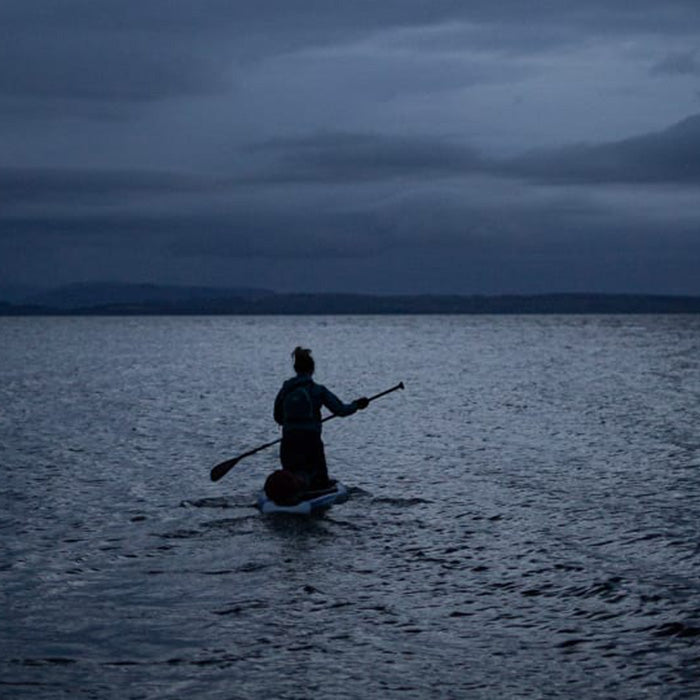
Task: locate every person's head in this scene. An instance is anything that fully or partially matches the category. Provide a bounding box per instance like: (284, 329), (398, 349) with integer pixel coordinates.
(292, 346), (314, 375)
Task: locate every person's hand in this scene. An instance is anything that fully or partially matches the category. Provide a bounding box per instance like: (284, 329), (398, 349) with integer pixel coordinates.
(356, 397), (369, 409)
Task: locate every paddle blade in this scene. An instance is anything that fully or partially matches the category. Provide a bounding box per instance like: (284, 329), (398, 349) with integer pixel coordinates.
(210, 457), (238, 482)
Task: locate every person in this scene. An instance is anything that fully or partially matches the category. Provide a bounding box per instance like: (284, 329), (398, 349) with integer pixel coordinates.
(270, 347), (368, 500)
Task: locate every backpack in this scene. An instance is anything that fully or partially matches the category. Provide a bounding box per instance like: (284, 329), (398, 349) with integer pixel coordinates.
(283, 381), (314, 423)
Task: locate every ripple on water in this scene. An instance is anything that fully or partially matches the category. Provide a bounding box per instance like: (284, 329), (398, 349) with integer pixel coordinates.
(3, 315), (700, 699)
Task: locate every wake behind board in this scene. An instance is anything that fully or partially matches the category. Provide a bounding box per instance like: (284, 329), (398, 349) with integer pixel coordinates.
(256, 481), (349, 515)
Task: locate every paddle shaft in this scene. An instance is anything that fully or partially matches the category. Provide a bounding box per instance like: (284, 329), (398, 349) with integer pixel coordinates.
(210, 381), (404, 482)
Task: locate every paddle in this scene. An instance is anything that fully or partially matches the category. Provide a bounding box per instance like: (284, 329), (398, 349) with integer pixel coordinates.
(210, 381), (404, 482)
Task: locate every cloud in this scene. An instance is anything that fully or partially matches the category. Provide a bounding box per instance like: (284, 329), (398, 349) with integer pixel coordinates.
(245, 132), (484, 183)
(235, 114), (700, 187)
(2, 0), (700, 108)
(651, 50), (700, 76)
(4, 115), (700, 250)
(0, 168), (212, 208)
(0, 36), (222, 103)
(2, 2), (700, 293)
(503, 114), (700, 184)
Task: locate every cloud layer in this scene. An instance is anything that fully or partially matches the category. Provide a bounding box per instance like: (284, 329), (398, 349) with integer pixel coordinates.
(1, 1), (699, 293)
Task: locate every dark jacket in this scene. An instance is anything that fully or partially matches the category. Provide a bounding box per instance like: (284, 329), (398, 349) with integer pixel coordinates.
(274, 374), (358, 433)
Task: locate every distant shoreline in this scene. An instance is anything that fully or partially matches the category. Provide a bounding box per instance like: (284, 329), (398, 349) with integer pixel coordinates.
(2, 292), (700, 315)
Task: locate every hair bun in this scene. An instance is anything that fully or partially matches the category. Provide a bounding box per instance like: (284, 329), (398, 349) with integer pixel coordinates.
(292, 346), (311, 359)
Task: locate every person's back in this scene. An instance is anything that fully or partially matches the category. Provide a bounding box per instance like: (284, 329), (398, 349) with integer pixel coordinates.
(275, 374), (359, 435)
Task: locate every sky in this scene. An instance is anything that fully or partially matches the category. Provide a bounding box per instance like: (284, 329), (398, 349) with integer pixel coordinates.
(1, 1), (700, 295)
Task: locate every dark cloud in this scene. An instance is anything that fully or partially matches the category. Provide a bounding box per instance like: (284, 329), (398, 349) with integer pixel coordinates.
(4, 183), (698, 294)
(4, 116), (697, 207)
(169, 211), (393, 260)
(503, 114), (700, 185)
(246, 133), (484, 183)
(237, 115), (700, 186)
(651, 50), (700, 76)
(0, 168), (212, 207)
(2, 0), (700, 106)
(0, 35), (221, 103)
(3, 115), (700, 250)
(2, 1), (700, 294)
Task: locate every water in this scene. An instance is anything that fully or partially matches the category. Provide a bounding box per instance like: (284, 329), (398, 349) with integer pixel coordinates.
(1, 315), (699, 699)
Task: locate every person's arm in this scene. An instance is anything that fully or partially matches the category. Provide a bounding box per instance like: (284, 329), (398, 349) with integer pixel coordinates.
(320, 385), (360, 416)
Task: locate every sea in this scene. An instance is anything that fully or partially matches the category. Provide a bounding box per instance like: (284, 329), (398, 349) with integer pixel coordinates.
(1, 314), (699, 699)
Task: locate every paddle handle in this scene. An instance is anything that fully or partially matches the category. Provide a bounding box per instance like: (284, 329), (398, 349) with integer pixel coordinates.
(367, 381), (405, 403)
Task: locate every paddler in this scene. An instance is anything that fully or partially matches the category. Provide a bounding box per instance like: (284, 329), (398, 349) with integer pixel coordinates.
(267, 347), (368, 503)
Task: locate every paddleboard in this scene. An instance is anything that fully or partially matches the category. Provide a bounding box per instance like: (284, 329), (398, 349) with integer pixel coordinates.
(256, 481), (349, 515)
